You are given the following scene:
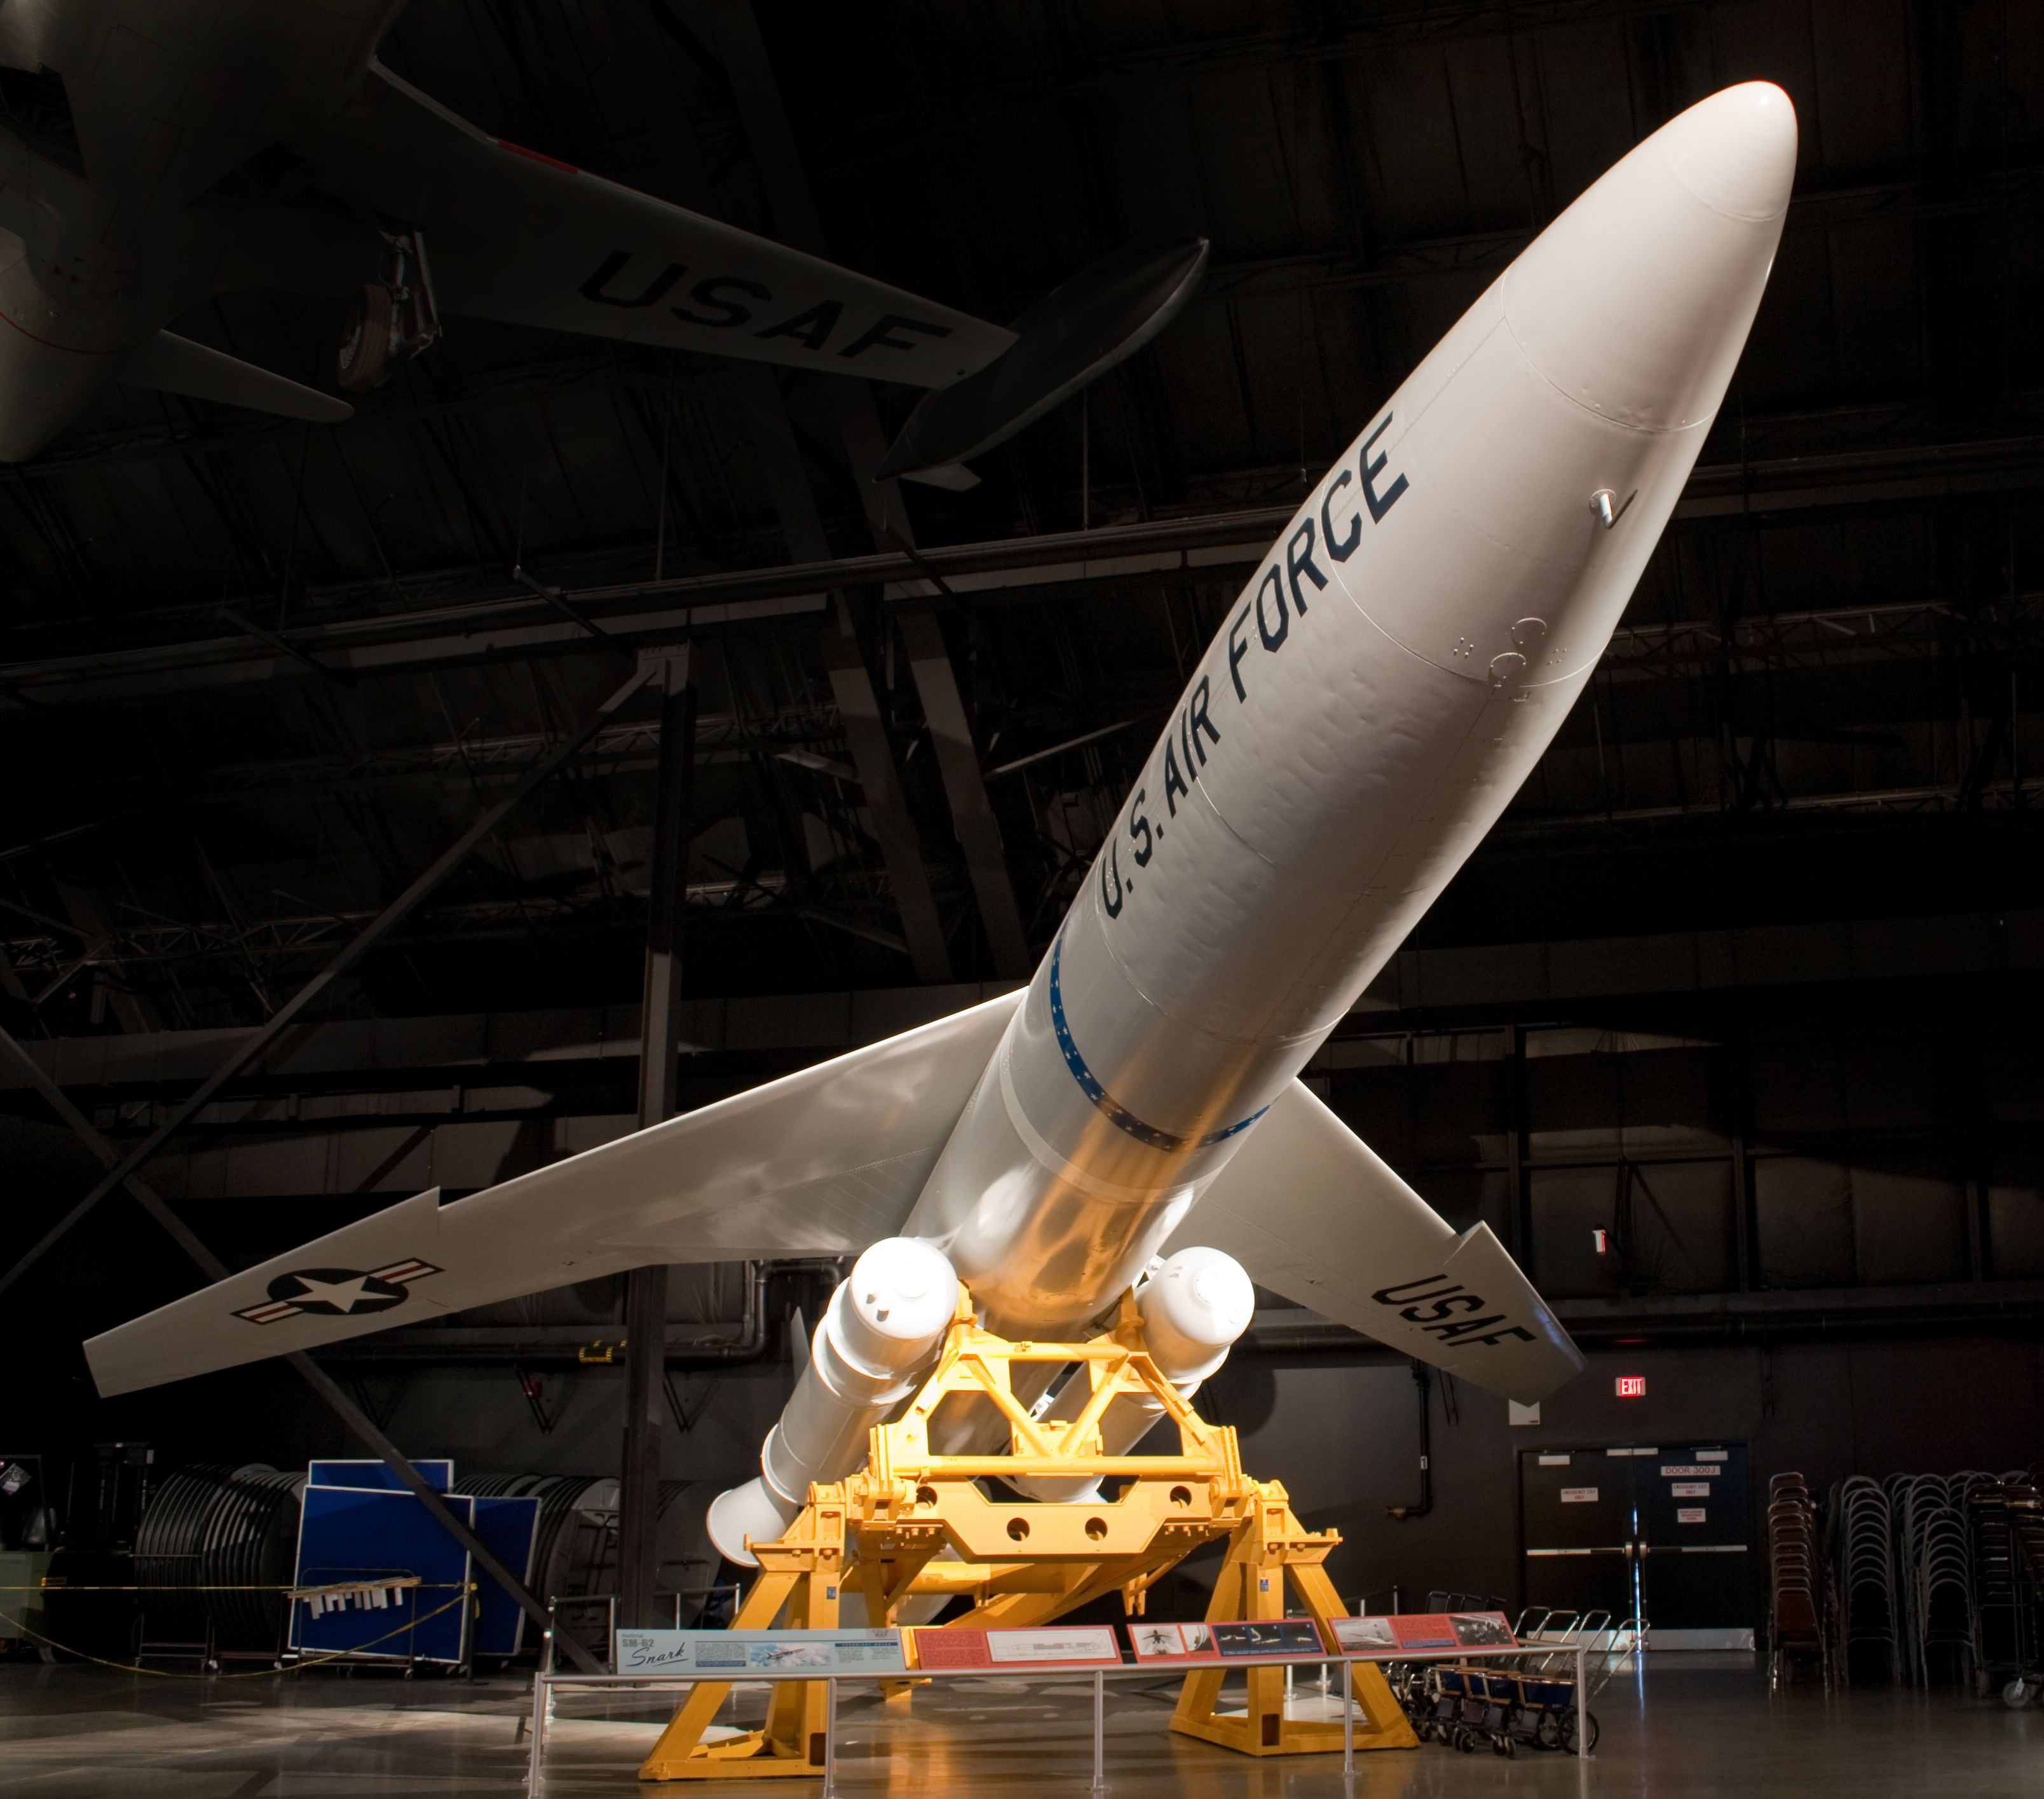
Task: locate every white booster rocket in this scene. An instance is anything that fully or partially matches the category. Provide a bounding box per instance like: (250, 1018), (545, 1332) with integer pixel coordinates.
(84, 84), (1796, 1566)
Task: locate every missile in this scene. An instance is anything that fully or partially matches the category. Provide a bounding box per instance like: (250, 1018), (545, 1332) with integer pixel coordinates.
(81, 83), (1795, 1574)
(707, 80), (1797, 1555)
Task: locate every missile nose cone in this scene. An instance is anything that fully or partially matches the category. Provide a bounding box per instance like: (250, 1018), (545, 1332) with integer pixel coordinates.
(1504, 82), (1797, 431)
(1667, 81), (1798, 222)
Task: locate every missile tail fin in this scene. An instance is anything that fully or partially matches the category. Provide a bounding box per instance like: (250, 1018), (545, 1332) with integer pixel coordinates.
(1171, 1082), (1583, 1403)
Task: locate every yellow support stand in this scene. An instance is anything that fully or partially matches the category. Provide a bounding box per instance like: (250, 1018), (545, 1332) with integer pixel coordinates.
(639, 1289), (1416, 1780)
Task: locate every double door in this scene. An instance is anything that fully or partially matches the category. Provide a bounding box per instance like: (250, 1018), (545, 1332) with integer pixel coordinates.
(1520, 1443), (1751, 1634)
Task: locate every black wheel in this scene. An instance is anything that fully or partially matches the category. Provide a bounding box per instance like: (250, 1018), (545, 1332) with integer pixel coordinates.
(1536, 1714), (1562, 1749)
(338, 283), (396, 392)
(1492, 1735), (1515, 1757)
(1560, 1713), (1600, 1755)
(1455, 1728), (1479, 1754)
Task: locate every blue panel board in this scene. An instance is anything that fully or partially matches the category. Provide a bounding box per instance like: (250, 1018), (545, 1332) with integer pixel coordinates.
(306, 1459), (454, 1493)
(470, 1495), (540, 1657)
(290, 1486), (472, 1663)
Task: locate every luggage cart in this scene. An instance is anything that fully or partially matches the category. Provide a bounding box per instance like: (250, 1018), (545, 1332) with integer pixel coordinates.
(1407, 1608), (1639, 1755)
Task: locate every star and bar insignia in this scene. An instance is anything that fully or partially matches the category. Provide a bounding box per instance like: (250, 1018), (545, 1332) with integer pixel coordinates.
(234, 1259), (442, 1326)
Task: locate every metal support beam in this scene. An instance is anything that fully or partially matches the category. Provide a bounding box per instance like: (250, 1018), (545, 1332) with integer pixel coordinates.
(0, 660), (658, 1298)
(699, 0), (1032, 976)
(620, 649), (693, 1628)
(627, 55), (951, 986)
(817, 602), (952, 980)
(0, 1023), (604, 1674)
(896, 609), (1030, 975)
(13, 427), (2040, 708)
(54, 884), (159, 1034)
(723, 365), (953, 981)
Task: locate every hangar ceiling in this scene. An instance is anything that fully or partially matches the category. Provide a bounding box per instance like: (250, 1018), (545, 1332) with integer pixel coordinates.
(0, 0), (2038, 1045)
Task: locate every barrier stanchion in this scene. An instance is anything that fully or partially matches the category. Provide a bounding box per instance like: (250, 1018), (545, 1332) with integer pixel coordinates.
(823, 1678), (838, 1799)
(526, 1671), (547, 1793)
(1091, 1667), (1106, 1793)
(1575, 1639), (1588, 1758)
(1342, 1659), (1354, 1777)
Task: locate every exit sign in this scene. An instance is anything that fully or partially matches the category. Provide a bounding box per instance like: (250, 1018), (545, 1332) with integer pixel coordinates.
(1615, 1376), (1647, 1398)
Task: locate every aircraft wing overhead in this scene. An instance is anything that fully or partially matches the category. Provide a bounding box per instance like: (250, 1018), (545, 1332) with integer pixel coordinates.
(1170, 1082), (1584, 1403)
(119, 332), (354, 424)
(290, 64), (1014, 387)
(83, 990), (1024, 1398)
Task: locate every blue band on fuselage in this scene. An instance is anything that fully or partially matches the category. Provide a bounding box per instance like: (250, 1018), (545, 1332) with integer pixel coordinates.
(1047, 933), (1267, 1153)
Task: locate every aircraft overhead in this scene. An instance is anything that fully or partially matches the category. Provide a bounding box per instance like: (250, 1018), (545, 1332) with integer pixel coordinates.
(0, 3), (1204, 464)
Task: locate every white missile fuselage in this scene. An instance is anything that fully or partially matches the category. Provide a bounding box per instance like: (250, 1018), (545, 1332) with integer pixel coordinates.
(705, 84), (1797, 1559)
(903, 84), (1795, 1334)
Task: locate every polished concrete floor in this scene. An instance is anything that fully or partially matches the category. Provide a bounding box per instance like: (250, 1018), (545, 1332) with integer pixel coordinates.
(4, 1655), (2043, 1799)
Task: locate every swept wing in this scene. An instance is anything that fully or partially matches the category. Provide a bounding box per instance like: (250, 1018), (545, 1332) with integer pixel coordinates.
(85, 991), (1023, 1396)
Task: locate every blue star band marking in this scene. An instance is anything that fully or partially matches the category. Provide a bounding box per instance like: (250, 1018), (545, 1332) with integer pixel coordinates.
(1048, 932), (1267, 1153)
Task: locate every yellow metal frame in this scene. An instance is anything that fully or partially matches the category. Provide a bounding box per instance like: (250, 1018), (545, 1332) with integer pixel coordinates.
(639, 1289), (1416, 1779)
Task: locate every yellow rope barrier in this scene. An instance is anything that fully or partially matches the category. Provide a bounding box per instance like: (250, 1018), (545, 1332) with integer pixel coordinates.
(0, 1586), (480, 1679)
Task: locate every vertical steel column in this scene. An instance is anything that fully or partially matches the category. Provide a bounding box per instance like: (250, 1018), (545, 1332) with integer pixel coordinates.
(1729, 1015), (1759, 1290)
(620, 649), (695, 1629)
(1508, 1022), (1530, 1265)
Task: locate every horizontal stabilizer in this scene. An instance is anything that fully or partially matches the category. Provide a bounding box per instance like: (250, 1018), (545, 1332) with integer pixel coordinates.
(876, 237), (1208, 481)
(118, 332), (353, 424)
(1171, 1082), (1583, 1402)
(85, 990), (1023, 1397)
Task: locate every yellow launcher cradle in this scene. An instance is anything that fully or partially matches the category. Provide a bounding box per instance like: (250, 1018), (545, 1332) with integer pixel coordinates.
(639, 1288), (1417, 1779)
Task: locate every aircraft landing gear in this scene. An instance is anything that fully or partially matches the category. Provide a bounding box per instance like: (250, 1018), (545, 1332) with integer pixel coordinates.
(339, 229), (440, 393)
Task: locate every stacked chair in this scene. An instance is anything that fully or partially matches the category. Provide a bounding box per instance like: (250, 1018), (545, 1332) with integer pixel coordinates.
(1965, 1474), (2030, 1694)
(1829, 1476), (1900, 1683)
(1777, 1467), (2044, 1696)
(1766, 1472), (1825, 1687)
(1890, 1474), (1976, 1687)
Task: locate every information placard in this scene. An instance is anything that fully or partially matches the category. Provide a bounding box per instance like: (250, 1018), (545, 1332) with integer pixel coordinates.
(613, 1628), (905, 1674)
(1328, 1615), (1399, 1653)
(1385, 1613), (1459, 1650)
(910, 1626), (1122, 1669)
(1351, 1612), (1518, 1651)
(1444, 1612), (1517, 1647)
(1209, 1619), (1326, 1659)
(1128, 1622), (1216, 1662)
